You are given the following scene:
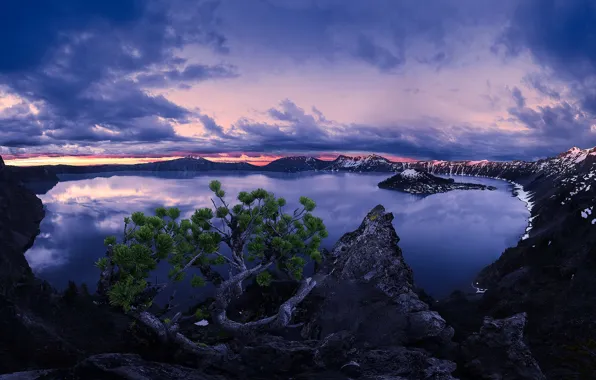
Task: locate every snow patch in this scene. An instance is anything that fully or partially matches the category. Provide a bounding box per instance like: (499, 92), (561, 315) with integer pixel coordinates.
(194, 320), (209, 327)
(400, 169), (422, 179)
(511, 182), (535, 240)
(472, 282), (487, 294)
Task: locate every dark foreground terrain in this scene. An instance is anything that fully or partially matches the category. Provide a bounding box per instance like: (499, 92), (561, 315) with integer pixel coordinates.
(1, 147), (595, 379)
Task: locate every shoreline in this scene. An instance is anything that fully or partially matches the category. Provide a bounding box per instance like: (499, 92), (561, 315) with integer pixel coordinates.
(441, 174), (535, 294)
(436, 173), (535, 242)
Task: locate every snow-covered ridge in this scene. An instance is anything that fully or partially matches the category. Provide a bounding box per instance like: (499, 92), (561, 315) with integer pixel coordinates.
(326, 154), (397, 172)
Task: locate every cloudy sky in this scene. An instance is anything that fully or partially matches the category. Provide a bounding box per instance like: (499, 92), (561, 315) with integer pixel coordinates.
(1, 0), (596, 165)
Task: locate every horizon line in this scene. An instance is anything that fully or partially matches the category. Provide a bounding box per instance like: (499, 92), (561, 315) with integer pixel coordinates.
(2, 152), (419, 167)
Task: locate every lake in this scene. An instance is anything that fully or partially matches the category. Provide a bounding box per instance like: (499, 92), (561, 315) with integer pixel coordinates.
(25, 171), (528, 299)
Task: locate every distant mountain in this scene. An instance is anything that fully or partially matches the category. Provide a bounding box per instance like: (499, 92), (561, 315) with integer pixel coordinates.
(325, 154), (403, 172)
(5, 147), (596, 183)
(378, 169), (496, 195)
(261, 156), (328, 172)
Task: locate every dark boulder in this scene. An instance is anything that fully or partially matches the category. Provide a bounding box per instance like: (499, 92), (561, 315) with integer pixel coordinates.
(461, 313), (545, 380)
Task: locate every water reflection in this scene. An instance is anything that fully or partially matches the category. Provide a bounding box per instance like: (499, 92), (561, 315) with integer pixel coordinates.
(26, 172), (528, 298)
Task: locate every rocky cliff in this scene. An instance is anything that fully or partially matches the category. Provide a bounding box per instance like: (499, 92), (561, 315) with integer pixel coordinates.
(0, 156), (44, 296)
(0, 156), (142, 375)
(433, 147), (596, 379)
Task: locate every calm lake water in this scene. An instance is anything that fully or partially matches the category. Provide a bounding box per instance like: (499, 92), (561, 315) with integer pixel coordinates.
(26, 171), (528, 298)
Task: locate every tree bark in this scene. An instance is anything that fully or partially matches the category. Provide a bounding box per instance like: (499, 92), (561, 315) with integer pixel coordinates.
(97, 246), (116, 301)
(135, 310), (229, 362)
(213, 262), (317, 334)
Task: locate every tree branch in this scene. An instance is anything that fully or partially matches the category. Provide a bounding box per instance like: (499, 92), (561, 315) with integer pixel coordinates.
(213, 261), (316, 334)
(206, 221), (229, 238)
(211, 197), (232, 229)
(134, 310), (230, 362)
(241, 202), (265, 240)
(215, 251), (240, 269)
(272, 277), (317, 328)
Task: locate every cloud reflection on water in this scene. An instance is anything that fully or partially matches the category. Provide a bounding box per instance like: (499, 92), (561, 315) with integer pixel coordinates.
(26, 172), (528, 297)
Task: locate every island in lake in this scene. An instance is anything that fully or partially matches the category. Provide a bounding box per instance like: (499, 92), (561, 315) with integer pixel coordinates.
(378, 169), (497, 195)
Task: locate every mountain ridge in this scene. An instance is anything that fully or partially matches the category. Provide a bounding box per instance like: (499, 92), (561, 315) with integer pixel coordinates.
(7, 146), (596, 178)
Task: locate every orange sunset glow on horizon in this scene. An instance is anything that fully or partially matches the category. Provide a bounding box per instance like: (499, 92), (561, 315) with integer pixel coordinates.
(3, 152), (418, 167)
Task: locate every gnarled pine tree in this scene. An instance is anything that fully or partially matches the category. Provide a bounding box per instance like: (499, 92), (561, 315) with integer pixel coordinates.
(96, 180), (327, 353)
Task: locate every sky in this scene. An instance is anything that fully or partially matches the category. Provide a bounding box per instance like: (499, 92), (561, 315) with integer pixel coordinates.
(2, 0), (596, 166)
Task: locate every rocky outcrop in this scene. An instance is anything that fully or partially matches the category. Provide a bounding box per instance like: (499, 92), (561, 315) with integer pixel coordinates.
(378, 169), (496, 195)
(306, 205), (454, 347)
(460, 313), (545, 380)
(301, 205), (457, 378)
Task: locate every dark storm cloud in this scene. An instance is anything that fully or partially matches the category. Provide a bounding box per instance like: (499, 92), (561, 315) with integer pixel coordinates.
(506, 88), (596, 151)
(500, 0), (596, 82)
(494, 0), (596, 152)
(222, 100), (535, 161)
(2, 0), (593, 161)
(198, 114), (227, 138)
(0, 0), (144, 72)
(522, 73), (561, 101)
(509, 102), (591, 140)
(511, 87), (526, 108)
(353, 35), (405, 71)
(135, 63), (238, 88)
(0, 0), (230, 147)
(217, 0), (516, 70)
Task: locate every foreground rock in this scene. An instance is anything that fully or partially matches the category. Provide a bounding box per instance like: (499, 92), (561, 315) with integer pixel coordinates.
(0, 156), (144, 375)
(378, 169), (496, 195)
(461, 313), (545, 379)
(301, 205), (458, 379)
(0, 157), (45, 297)
(0, 353), (228, 380)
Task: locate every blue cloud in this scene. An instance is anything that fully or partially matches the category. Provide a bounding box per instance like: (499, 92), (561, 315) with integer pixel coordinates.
(0, 0), (230, 147)
(0, 0), (144, 72)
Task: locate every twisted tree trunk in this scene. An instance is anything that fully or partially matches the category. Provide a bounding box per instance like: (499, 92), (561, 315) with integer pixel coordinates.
(135, 310), (229, 364)
(213, 261), (317, 334)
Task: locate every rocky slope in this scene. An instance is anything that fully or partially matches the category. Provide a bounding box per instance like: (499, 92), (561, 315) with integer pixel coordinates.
(0, 156), (45, 296)
(378, 169), (496, 195)
(433, 147), (596, 379)
(0, 156), (146, 375)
